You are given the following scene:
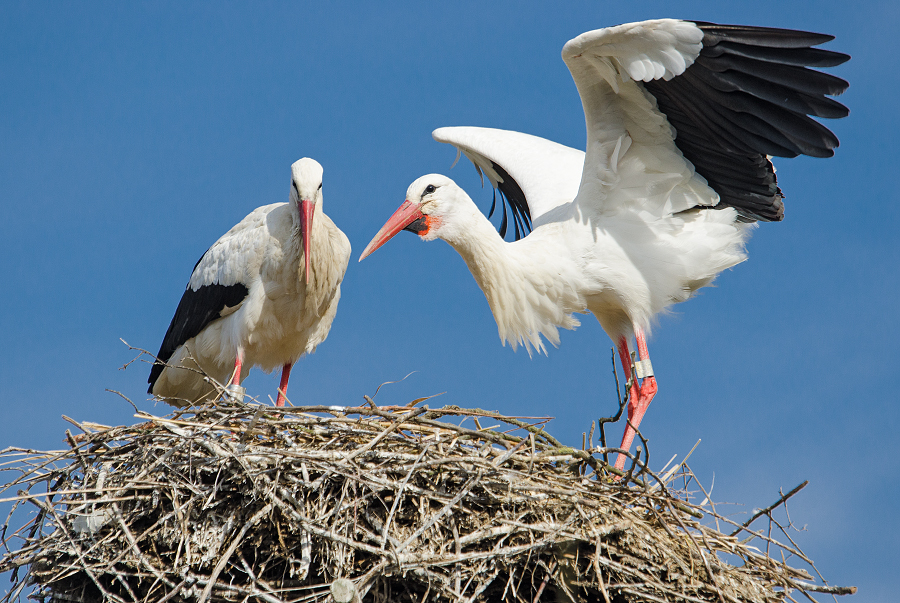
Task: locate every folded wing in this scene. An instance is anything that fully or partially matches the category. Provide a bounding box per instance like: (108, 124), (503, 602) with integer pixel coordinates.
(147, 212), (270, 392)
(147, 246), (249, 392)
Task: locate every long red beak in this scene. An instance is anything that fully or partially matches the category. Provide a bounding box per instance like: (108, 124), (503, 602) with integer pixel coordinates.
(300, 199), (315, 284)
(359, 200), (424, 261)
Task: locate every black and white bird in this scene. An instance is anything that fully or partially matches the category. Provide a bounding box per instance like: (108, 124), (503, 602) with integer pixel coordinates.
(359, 19), (849, 469)
(149, 158), (351, 407)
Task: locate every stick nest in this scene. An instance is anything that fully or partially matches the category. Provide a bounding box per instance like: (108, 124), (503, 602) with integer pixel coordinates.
(1, 402), (855, 603)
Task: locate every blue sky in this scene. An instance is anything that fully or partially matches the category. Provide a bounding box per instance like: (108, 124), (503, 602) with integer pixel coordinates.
(1, 1), (897, 600)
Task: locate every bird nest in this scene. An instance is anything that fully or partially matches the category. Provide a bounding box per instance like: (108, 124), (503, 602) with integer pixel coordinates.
(0, 401), (855, 603)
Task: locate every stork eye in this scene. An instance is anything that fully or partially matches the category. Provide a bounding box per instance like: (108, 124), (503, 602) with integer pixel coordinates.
(317, 183), (322, 191)
(424, 185), (437, 194)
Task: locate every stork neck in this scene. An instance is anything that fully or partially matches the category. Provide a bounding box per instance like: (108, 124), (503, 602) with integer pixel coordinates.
(441, 204), (512, 289)
(439, 201), (584, 354)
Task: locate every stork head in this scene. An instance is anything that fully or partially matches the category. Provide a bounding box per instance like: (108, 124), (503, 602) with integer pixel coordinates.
(290, 158), (324, 284)
(359, 174), (464, 261)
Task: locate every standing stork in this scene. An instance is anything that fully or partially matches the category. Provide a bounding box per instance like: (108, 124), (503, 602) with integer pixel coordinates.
(359, 19), (849, 469)
(149, 158), (351, 407)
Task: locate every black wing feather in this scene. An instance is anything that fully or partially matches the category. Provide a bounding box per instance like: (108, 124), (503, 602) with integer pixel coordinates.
(695, 53), (848, 97)
(498, 191), (509, 239)
(695, 23), (835, 48)
(683, 69), (838, 156)
(702, 41), (849, 68)
(147, 251), (249, 393)
(688, 64), (848, 119)
(643, 21), (849, 222)
(490, 161), (532, 241)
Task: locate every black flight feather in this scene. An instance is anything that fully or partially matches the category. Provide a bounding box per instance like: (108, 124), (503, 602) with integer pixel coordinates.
(643, 21), (849, 222)
(488, 161), (533, 241)
(148, 250), (249, 393)
(498, 191), (509, 239)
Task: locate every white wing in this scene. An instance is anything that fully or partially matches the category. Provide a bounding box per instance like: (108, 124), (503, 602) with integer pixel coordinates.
(562, 19), (703, 87)
(188, 203), (285, 291)
(432, 126), (584, 228)
(561, 20), (709, 217)
(561, 19), (848, 221)
(150, 205), (287, 394)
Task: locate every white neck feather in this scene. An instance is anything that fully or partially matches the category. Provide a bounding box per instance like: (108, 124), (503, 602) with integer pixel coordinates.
(438, 191), (587, 356)
(286, 203), (348, 316)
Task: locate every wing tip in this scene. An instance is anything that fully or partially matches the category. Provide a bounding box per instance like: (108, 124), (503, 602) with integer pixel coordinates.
(696, 22), (838, 48)
(432, 127), (451, 143)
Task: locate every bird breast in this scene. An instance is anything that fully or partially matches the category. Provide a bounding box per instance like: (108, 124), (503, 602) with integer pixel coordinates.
(225, 205), (349, 370)
(451, 220), (589, 356)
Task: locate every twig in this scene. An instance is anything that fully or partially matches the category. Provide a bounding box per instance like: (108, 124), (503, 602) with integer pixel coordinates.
(729, 481), (809, 537)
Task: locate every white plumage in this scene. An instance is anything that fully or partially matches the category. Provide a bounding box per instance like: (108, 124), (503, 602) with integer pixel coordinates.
(360, 19), (848, 469)
(149, 158), (351, 407)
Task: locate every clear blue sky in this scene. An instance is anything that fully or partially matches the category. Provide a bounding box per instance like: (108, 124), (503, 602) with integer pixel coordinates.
(1, 1), (896, 600)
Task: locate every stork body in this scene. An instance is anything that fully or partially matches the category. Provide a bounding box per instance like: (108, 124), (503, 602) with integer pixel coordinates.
(149, 158), (351, 407)
(360, 20), (848, 469)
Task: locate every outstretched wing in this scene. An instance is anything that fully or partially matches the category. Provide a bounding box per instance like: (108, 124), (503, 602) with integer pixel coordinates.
(432, 127), (585, 236)
(562, 19), (849, 221)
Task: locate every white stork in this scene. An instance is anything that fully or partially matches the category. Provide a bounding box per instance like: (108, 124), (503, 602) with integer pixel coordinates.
(359, 19), (849, 469)
(149, 158), (351, 407)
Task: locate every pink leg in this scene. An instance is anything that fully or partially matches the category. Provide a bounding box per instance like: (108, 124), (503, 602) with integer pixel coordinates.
(231, 351), (244, 386)
(630, 328), (657, 428)
(275, 362), (292, 407)
(617, 335), (640, 418)
(614, 328), (658, 471)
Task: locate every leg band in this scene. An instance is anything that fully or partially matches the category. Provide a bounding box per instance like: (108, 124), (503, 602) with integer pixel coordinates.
(633, 358), (654, 379)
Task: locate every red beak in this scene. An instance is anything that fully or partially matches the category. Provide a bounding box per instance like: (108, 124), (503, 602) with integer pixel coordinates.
(359, 200), (425, 261)
(300, 199), (315, 284)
